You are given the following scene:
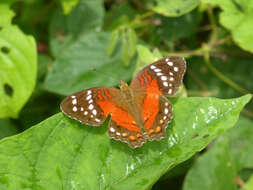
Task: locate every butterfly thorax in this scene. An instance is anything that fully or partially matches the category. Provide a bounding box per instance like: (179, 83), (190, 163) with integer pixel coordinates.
(119, 80), (145, 132)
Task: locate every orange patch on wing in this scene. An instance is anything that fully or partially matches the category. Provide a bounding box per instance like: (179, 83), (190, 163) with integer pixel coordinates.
(144, 72), (152, 81)
(142, 79), (161, 130)
(139, 75), (144, 86)
(104, 89), (112, 99)
(97, 90), (103, 100)
(97, 100), (141, 133)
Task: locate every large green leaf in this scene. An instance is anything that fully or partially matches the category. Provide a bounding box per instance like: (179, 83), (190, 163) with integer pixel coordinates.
(0, 95), (251, 190)
(44, 32), (136, 96)
(151, 0), (200, 17)
(202, 0), (253, 53)
(49, 0), (104, 57)
(183, 116), (253, 190)
(0, 5), (37, 118)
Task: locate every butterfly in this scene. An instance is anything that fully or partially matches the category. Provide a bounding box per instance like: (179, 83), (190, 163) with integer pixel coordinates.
(60, 56), (186, 148)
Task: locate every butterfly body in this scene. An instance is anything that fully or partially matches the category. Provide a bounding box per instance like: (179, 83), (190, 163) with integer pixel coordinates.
(61, 56), (186, 148)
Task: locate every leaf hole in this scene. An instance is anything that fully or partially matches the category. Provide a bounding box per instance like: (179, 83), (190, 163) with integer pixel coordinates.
(1, 46), (10, 54)
(4, 83), (13, 97)
(203, 134), (210, 139)
(176, 9), (181, 14)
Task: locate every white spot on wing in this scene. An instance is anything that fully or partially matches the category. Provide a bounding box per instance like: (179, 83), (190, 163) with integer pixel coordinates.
(88, 104), (94, 110)
(168, 89), (172, 94)
(92, 110), (97, 115)
(157, 73), (162, 76)
(95, 118), (101, 122)
(81, 107), (84, 111)
(72, 99), (77, 105)
(165, 108), (169, 114)
(71, 95), (76, 98)
(86, 95), (92, 100)
(150, 65), (156, 69)
(169, 77), (174, 81)
(154, 68), (161, 72)
(165, 58), (169, 62)
(87, 90), (91, 95)
(73, 106), (77, 112)
(110, 127), (115, 132)
(84, 111), (88, 115)
(116, 132), (121, 136)
(163, 82), (168, 87)
(161, 76), (167, 81)
(88, 99), (93, 104)
(167, 61), (173, 66)
(174, 67), (179, 72)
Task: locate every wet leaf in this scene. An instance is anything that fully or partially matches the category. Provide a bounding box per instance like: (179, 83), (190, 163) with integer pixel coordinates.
(0, 95), (250, 190)
(151, 0), (200, 17)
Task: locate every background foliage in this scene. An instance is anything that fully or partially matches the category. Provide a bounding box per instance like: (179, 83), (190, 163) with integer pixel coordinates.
(0, 0), (252, 189)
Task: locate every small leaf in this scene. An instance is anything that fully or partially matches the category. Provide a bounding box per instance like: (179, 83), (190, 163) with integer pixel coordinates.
(0, 4), (14, 26)
(202, 0), (253, 53)
(121, 31), (130, 66)
(0, 22), (37, 118)
(151, 0), (200, 17)
(107, 30), (119, 56)
(134, 45), (162, 76)
(0, 95), (250, 189)
(127, 28), (137, 57)
(61, 0), (79, 14)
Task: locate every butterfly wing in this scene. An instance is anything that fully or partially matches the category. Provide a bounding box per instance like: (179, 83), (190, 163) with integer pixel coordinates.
(141, 94), (173, 141)
(61, 87), (146, 148)
(130, 56), (186, 96)
(131, 56), (186, 141)
(60, 87), (121, 126)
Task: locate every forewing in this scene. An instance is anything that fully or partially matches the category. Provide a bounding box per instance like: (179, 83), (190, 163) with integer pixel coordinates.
(130, 56), (186, 96)
(60, 87), (120, 126)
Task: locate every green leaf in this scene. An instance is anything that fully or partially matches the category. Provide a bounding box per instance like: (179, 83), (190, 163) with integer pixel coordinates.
(0, 119), (18, 139)
(44, 32), (136, 96)
(151, 0), (200, 17)
(0, 95), (250, 189)
(183, 116), (253, 190)
(183, 138), (237, 190)
(61, 0), (79, 14)
(243, 175), (253, 190)
(134, 45), (162, 76)
(0, 4), (14, 26)
(0, 25), (37, 118)
(107, 30), (119, 56)
(224, 116), (253, 170)
(121, 31), (130, 66)
(202, 0), (253, 53)
(49, 0), (104, 57)
(127, 28), (137, 57)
